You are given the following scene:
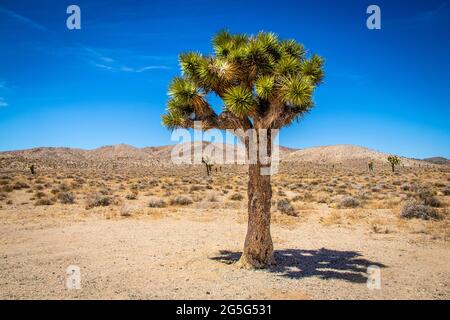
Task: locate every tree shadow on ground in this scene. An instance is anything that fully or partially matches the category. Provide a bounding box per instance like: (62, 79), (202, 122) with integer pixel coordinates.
(210, 248), (386, 283)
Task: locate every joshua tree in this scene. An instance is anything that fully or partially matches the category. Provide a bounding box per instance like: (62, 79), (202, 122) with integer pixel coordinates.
(387, 155), (401, 173)
(201, 157), (213, 176)
(162, 31), (324, 268)
(29, 164), (35, 175)
(368, 161), (374, 172)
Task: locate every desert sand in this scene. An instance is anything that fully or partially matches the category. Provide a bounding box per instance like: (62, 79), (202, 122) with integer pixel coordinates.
(0, 144), (449, 299)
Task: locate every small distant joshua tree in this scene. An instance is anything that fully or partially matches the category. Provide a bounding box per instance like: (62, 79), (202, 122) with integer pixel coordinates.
(387, 155), (401, 173)
(29, 164), (36, 175)
(162, 31), (324, 268)
(368, 161), (374, 172)
(201, 157), (214, 177)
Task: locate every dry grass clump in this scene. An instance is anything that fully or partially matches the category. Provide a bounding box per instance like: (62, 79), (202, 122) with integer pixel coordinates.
(414, 187), (442, 208)
(189, 184), (204, 192)
(120, 205), (141, 217)
(321, 210), (343, 226)
(35, 198), (55, 206)
(170, 195), (193, 206)
(276, 199), (297, 216)
(206, 192), (220, 202)
(1, 184), (14, 193)
(126, 191), (138, 200)
(442, 187), (450, 196)
(86, 194), (112, 209)
(34, 191), (47, 199)
(229, 193), (244, 201)
(148, 197), (167, 208)
(57, 192), (76, 204)
(400, 199), (442, 221)
(13, 181), (30, 190)
(338, 196), (361, 208)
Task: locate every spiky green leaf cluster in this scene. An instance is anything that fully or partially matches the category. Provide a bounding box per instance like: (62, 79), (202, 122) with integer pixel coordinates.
(223, 86), (255, 116)
(162, 30), (324, 130)
(387, 155), (401, 165)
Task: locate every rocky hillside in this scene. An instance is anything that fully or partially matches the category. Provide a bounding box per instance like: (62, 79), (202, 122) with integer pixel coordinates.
(0, 143), (440, 171)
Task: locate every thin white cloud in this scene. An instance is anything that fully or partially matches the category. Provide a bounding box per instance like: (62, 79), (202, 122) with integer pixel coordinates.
(83, 46), (170, 73)
(136, 66), (170, 72)
(121, 66), (134, 72)
(0, 97), (8, 108)
(0, 6), (47, 31)
(93, 63), (114, 71)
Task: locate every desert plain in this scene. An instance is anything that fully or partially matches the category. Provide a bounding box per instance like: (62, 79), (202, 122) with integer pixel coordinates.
(0, 144), (449, 299)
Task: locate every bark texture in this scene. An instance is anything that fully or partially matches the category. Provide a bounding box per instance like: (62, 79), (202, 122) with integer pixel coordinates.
(238, 130), (275, 268)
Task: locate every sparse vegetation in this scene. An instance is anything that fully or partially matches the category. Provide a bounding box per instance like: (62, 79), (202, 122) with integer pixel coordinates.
(338, 196), (361, 208)
(86, 194), (112, 209)
(400, 199), (441, 220)
(170, 195), (193, 206)
(57, 192), (75, 204)
(276, 199), (297, 216)
(148, 197), (166, 208)
(387, 155), (401, 173)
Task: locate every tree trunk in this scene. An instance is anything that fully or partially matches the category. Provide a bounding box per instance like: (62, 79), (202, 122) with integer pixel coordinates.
(391, 164), (395, 173)
(238, 130), (275, 269)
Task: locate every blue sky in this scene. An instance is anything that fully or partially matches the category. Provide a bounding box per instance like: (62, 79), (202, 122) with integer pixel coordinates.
(0, 0), (448, 158)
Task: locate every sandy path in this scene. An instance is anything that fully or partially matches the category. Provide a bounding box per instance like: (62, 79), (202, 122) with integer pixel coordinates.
(0, 212), (449, 300)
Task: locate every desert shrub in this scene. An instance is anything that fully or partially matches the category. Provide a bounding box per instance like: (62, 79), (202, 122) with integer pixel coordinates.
(86, 194), (112, 209)
(13, 181), (30, 190)
(276, 199), (297, 216)
(58, 192), (75, 204)
(338, 196), (361, 208)
(35, 198), (55, 206)
(400, 199), (441, 220)
(98, 188), (111, 196)
(316, 195), (329, 203)
(0, 179), (9, 186)
(206, 192), (219, 202)
(323, 186), (334, 193)
(2, 185), (14, 193)
(371, 186), (381, 193)
(58, 183), (71, 192)
(189, 184), (203, 192)
(0, 192), (7, 201)
(357, 189), (369, 200)
(416, 187), (441, 207)
(443, 187), (450, 196)
(400, 183), (412, 191)
(230, 193), (244, 201)
(170, 195), (193, 206)
(147, 178), (159, 187)
(34, 191), (47, 199)
(120, 205), (139, 217)
(277, 189), (286, 196)
(303, 192), (314, 201)
(126, 191), (138, 200)
(148, 197), (166, 208)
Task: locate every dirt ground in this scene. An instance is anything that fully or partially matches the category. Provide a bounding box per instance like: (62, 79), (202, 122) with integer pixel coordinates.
(0, 163), (449, 299)
(0, 206), (448, 300)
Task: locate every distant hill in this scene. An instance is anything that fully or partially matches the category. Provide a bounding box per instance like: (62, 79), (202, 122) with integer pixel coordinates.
(0, 143), (439, 171)
(422, 157), (450, 165)
(283, 144), (428, 167)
